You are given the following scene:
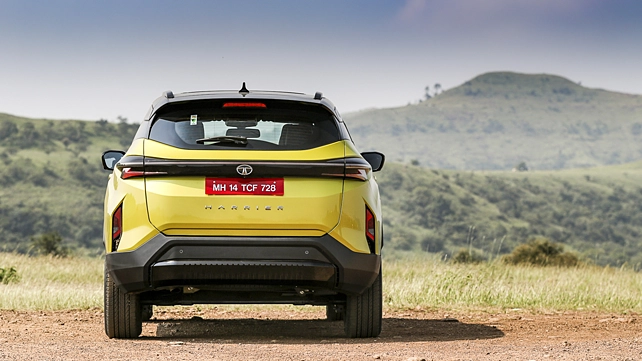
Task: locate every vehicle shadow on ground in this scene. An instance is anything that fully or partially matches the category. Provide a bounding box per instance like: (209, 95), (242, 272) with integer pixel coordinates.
(146, 317), (504, 343)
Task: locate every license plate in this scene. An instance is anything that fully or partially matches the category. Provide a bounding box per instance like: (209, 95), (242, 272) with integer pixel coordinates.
(205, 178), (284, 196)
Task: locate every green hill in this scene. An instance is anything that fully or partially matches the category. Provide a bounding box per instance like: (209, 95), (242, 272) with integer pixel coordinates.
(378, 162), (642, 267)
(345, 72), (642, 170)
(2, 99), (642, 267)
(0, 113), (137, 253)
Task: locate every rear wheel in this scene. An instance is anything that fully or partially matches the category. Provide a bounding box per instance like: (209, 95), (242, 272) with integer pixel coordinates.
(326, 303), (344, 321)
(343, 268), (382, 338)
(104, 267), (142, 339)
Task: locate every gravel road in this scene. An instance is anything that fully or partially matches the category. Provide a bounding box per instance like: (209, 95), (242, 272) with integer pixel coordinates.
(1, 308), (641, 360)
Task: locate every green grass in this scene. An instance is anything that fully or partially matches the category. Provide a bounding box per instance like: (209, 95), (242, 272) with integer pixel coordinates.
(1, 252), (641, 313)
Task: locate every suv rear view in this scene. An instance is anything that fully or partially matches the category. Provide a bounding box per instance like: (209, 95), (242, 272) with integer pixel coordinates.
(101, 85), (385, 338)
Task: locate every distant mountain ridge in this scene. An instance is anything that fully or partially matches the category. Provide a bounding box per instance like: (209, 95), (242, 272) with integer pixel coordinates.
(344, 72), (642, 170)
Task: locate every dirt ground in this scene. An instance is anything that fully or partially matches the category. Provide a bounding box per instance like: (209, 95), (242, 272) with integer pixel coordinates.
(1, 307), (641, 360)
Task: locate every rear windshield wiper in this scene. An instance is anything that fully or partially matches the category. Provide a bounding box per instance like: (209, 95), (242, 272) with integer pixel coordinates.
(196, 136), (248, 145)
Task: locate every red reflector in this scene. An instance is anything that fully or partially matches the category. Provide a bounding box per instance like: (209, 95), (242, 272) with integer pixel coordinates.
(223, 102), (267, 108)
(112, 205), (122, 251)
(366, 207), (375, 242)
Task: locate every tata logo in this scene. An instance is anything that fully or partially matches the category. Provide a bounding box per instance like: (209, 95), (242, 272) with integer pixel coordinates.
(236, 164), (253, 176)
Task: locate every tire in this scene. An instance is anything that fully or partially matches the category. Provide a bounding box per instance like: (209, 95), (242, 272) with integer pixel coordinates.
(104, 267), (142, 339)
(343, 267), (382, 338)
(326, 303), (344, 321)
(141, 305), (153, 321)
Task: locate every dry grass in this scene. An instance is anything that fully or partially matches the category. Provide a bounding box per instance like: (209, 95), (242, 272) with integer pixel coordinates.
(0, 252), (102, 310)
(1, 252), (641, 313)
(384, 253), (642, 313)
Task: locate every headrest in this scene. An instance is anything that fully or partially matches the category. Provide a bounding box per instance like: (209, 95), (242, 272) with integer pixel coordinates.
(279, 123), (313, 146)
(175, 121), (204, 143)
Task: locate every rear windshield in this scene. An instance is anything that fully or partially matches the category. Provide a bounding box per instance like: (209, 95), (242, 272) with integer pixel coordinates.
(149, 99), (341, 150)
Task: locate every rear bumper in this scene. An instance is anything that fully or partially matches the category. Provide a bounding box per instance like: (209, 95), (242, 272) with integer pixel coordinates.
(105, 234), (380, 296)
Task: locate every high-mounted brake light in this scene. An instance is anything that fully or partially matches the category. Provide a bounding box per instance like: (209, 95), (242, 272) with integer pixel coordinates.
(111, 204), (122, 252)
(223, 102), (267, 108)
(365, 206), (376, 254)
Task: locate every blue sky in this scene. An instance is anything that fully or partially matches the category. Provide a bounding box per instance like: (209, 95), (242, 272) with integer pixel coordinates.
(1, 0), (641, 121)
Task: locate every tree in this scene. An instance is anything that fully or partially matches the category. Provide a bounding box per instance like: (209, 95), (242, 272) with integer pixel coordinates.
(30, 231), (69, 257)
(0, 120), (18, 140)
(515, 162), (529, 172)
(434, 83), (442, 95)
(424, 86), (431, 100)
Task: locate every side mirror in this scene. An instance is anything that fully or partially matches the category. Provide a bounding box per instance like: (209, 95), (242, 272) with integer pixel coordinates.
(101, 150), (125, 171)
(361, 152), (385, 172)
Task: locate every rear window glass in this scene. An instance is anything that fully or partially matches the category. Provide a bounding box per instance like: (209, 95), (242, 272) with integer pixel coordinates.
(149, 100), (341, 150)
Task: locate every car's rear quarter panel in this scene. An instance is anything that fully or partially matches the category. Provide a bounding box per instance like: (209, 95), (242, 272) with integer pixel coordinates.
(103, 172), (158, 253)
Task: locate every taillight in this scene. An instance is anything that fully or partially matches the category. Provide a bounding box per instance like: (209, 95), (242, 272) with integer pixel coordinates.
(345, 166), (370, 181)
(366, 206), (376, 254)
(120, 168), (167, 179)
(223, 102), (267, 108)
(344, 158), (372, 181)
(121, 168), (145, 179)
(111, 204), (122, 252)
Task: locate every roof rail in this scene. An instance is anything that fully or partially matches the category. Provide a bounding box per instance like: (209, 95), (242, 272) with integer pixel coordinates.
(314, 92), (323, 100)
(163, 90), (174, 99)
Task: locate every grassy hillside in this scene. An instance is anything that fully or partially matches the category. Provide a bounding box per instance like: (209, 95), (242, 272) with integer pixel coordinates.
(0, 113), (137, 252)
(2, 109), (642, 266)
(377, 162), (642, 267)
(345, 72), (642, 170)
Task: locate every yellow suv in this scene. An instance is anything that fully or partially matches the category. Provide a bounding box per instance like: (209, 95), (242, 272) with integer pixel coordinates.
(101, 84), (385, 338)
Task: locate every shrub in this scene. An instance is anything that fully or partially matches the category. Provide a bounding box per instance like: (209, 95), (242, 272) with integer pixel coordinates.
(452, 248), (485, 264)
(503, 237), (579, 267)
(514, 161), (529, 172)
(391, 228), (418, 251)
(420, 233), (444, 253)
(31, 231), (69, 257)
(0, 120), (18, 140)
(0, 266), (19, 284)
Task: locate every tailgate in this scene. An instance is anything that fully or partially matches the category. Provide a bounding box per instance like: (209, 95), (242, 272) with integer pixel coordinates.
(143, 141), (346, 236)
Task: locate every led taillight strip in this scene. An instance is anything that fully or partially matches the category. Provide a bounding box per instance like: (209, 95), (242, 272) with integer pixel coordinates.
(120, 168), (168, 179)
(119, 158), (371, 181)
